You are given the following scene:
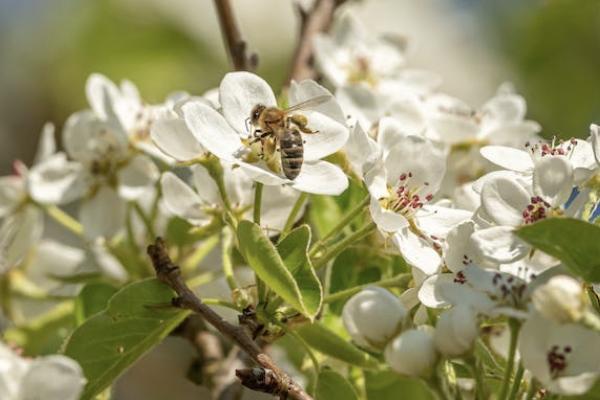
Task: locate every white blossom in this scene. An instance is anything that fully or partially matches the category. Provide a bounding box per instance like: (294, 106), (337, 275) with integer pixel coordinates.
(385, 326), (438, 378)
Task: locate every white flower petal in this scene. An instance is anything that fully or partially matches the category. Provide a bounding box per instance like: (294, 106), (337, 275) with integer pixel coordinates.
(85, 73), (120, 120)
(117, 155), (159, 200)
(482, 92), (526, 123)
(79, 187), (125, 239)
(377, 117), (408, 153)
(0, 176), (24, 217)
(0, 206), (43, 273)
(533, 156), (573, 206)
(33, 122), (57, 165)
(192, 164), (221, 205)
(481, 177), (529, 227)
(260, 184), (302, 232)
(289, 79), (346, 125)
(302, 112), (349, 161)
(161, 172), (210, 225)
(444, 220), (481, 273)
(19, 355), (85, 400)
(471, 226), (528, 264)
(150, 116), (204, 161)
(369, 197), (408, 232)
(236, 162), (287, 186)
(27, 153), (87, 205)
(385, 97), (427, 139)
(384, 135), (446, 194)
(480, 145), (533, 173)
(345, 124), (380, 176)
(182, 101), (242, 161)
(291, 160), (348, 195)
(591, 124), (600, 165)
(416, 205), (472, 239)
(393, 228), (440, 275)
(364, 157), (388, 199)
(219, 72), (277, 134)
(335, 85), (380, 130)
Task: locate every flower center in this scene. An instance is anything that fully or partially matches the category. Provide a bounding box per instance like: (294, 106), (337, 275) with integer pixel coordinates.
(382, 173), (433, 216)
(525, 138), (578, 157)
(490, 272), (527, 305)
(547, 345), (571, 378)
(346, 56), (377, 86)
(522, 196), (551, 224)
(454, 271), (467, 284)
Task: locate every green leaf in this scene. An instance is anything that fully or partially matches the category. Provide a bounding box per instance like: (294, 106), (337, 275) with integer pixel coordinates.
(309, 195), (343, 238)
(296, 322), (379, 369)
(515, 218), (600, 282)
(74, 282), (119, 325)
(276, 225), (323, 319)
(316, 369), (359, 400)
(364, 370), (433, 400)
(237, 220), (316, 319)
(63, 278), (189, 399)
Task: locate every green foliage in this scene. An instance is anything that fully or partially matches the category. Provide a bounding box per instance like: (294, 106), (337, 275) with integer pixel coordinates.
(296, 322), (379, 369)
(515, 218), (600, 282)
(237, 221), (321, 320)
(364, 370), (433, 400)
(74, 282), (118, 325)
(316, 369), (359, 400)
(63, 279), (189, 399)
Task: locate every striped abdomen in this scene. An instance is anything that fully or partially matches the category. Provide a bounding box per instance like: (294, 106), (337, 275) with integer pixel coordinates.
(280, 128), (303, 180)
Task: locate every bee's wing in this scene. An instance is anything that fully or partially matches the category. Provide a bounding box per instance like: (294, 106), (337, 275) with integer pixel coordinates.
(284, 95), (331, 113)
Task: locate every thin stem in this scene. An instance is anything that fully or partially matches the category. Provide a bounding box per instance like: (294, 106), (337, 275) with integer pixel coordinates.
(132, 201), (156, 239)
(309, 195), (370, 257)
(499, 319), (521, 400)
(467, 356), (487, 400)
(213, 0), (255, 71)
(253, 182), (263, 225)
(508, 363), (525, 400)
(221, 227), (238, 291)
(280, 192), (308, 241)
(147, 239), (313, 400)
(324, 273), (411, 303)
(312, 221), (376, 270)
(525, 379), (538, 400)
(428, 374), (451, 400)
(44, 205), (83, 236)
(202, 298), (240, 311)
(203, 156), (233, 212)
(181, 234), (220, 275)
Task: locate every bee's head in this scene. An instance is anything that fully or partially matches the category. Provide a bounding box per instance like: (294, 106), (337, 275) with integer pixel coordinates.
(250, 104), (266, 125)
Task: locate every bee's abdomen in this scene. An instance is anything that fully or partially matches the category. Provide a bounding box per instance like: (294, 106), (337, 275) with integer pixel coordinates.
(280, 130), (303, 180)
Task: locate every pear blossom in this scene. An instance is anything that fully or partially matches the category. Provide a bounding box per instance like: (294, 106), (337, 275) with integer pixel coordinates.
(0, 342), (85, 400)
(341, 286), (407, 350)
(385, 326), (438, 378)
(365, 132), (471, 274)
(313, 11), (440, 95)
(181, 72), (349, 195)
(472, 159), (574, 264)
(29, 87), (160, 239)
(519, 313), (600, 395)
(161, 163), (302, 232)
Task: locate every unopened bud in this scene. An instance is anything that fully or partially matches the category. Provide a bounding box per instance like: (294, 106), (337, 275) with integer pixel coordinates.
(342, 287), (406, 350)
(532, 275), (584, 323)
(434, 305), (479, 357)
(384, 326), (438, 377)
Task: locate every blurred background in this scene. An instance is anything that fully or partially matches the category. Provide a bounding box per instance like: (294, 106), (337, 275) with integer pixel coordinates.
(1, 1), (599, 398)
(2, 0), (600, 175)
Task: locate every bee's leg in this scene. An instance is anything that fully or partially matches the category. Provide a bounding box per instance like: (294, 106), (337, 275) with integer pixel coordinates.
(298, 125), (320, 134)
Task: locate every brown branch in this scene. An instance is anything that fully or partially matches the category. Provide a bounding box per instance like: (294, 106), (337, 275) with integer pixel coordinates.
(213, 0), (257, 71)
(147, 238), (312, 400)
(287, 0), (347, 83)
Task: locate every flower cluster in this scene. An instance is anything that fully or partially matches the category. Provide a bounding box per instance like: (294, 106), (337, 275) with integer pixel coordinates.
(2, 6), (600, 400)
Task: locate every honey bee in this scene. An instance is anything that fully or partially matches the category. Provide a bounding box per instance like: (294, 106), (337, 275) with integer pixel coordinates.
(248, 95), (331, 180)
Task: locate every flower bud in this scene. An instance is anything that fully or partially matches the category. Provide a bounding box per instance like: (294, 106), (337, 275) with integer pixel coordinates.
(384, 326), (438, 377)
(532, 275), (584, 323)
(434, 305), (479, 357)
(342, 286), (406, 350)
